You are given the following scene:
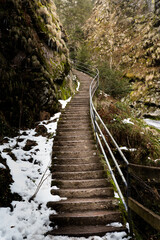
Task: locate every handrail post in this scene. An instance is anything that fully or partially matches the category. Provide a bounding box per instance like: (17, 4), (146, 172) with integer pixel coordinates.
(93, 110), (98, 145)
(127, 164), (133, 236)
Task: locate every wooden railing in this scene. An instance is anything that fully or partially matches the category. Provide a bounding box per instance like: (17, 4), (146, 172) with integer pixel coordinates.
(128, 164), (160, 232)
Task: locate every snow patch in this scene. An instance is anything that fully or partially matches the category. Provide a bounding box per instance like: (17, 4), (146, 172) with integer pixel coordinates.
(0, 163), (6, 169)
(144, 119), (160, 130)
(107, 222), (123, 227)
(76, 81), (80, 91)
(154, 159), (160, 162)
(0, 112), (61, 240)
(114, 192), (119, 199)
(104, 232), (131, 240)
(120, 147), (137, 152)
(59, 97), (72, 109)
(122, 118), (134, 125)
(0, 201), (55, 240)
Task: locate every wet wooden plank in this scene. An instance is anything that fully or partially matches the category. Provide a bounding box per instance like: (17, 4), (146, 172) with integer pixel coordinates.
(128, 197), (160, 231)
(129, 163), (160, 181)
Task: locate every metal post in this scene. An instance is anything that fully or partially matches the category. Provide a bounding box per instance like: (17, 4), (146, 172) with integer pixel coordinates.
(93, 110), (98, 145)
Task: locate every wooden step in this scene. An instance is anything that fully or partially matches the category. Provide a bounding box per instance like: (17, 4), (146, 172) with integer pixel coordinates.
(65, 109), (89, 113)
(56, 131), (93, 137)
(71, 97), (89, 100)
(52, 170), (105, 180)
(47, 198), (118, 212)
(68, 103), (89, 106)
(52, 150), (98, 158)
(56, 126), (91, 132)
(66, 106), (89, 109)
(51, 178), (110, 189)
(62, 110), (89, 114)
(47, 225), (127, 237)
(58, 119), (90, 124)
(63, 111), (89, 115)
(51, 187), (114, 198)
(52, 163), (103, 172)
(57, 122), (91, 128)
(53, 140), (95, 147)
(52, 156), (101, 164)
(60, 116), (90, 121)
(49, 210), (123, 226)
(74, 94), (89, 97)
(54, 134), (94, 141)
(52, 145), (96, 152)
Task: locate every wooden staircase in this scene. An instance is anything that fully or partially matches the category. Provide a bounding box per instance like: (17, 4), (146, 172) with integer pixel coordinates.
(47, 70), (127, 237)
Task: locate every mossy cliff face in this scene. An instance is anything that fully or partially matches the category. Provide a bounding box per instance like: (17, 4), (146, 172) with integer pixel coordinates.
(84, 0), (160, 118)
(0, 0), (71, 135)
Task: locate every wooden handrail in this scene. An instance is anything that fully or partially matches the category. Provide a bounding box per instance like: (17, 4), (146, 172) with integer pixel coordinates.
(129, 163), (160, 181)
(128, 197), (160, 232)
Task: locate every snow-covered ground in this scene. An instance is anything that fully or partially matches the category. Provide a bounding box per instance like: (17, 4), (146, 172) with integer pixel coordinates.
(144, 119), (160, 130)
(0, 112), (61, 240)
(0, 87), (130, 239)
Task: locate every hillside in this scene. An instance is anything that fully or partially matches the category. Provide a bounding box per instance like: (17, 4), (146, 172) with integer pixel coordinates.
(84, 0), (160, 118)
(0, 1), (160, 239)
(0, 0), (74, 137)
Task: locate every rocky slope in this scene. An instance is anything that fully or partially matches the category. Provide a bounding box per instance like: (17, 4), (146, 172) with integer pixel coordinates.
(84, 0), (160, 118)
(0, 0), (74, 136)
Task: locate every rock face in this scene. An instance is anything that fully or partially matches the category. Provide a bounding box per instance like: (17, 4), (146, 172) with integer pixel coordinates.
(84, 0), (160, 118)
(0, 0), (72, 134)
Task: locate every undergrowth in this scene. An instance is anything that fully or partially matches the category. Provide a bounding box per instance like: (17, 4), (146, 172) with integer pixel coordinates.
(95, 92), (160, 240)
(95, 92), (160, 166)
(96, 60), (131, 99)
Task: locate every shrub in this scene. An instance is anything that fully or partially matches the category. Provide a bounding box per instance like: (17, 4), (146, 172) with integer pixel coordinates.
(97, 61), (131, 99)
(96, 93), (160, 166)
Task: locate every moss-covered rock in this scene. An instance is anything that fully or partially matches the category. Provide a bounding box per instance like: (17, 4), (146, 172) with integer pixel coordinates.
(84, 0), (160, 118)
(0, 0), (72, 136)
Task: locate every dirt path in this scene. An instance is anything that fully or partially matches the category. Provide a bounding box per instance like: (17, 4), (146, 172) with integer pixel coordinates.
(47, 70), (126, 237)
